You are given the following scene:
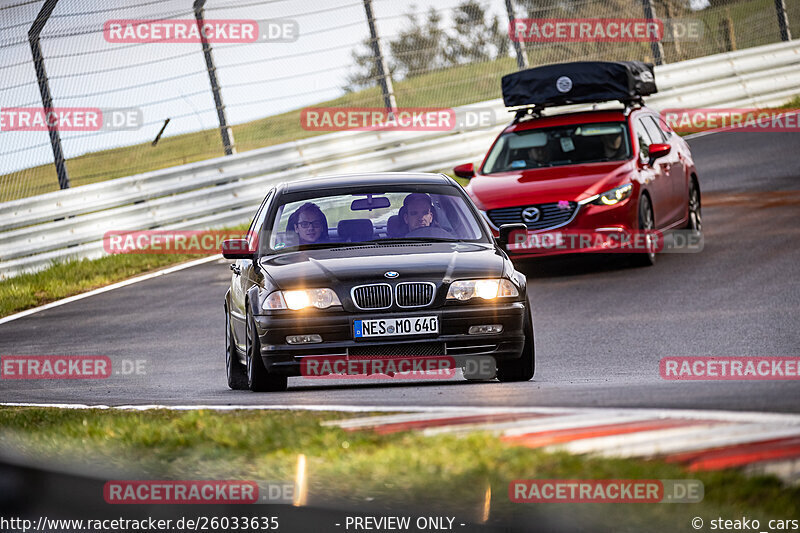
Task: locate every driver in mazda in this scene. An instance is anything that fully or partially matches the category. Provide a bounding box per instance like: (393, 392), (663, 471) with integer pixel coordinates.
(601, 131), (625, 159)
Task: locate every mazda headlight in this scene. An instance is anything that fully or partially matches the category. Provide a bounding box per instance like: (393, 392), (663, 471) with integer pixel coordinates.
(590, 183), (632, 206)
(446, 279), (519, 301)
(262, 288), (341, 310)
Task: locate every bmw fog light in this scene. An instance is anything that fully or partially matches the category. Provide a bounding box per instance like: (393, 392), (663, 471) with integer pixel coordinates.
(286, 334), (322, 345)
(468, 325), (503, 335)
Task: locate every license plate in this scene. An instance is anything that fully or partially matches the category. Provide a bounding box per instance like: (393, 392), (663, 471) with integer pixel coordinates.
(525, 232), (565, 248)
(354, 316), (438, 338)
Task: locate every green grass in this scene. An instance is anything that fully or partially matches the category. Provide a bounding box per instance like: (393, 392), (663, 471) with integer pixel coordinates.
(779, 95), (800, 109)
(0, 224), (250, 318)
(3, 0), (797, 202)
(0, 252), (206, 317)
(0, 407), (796, 529)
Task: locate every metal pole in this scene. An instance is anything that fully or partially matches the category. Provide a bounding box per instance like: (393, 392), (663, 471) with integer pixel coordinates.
(775, 0), (792, 41)
(362, 0), (397, 114)
(504, 0), (529, 70)
(641, 0), (664, 66)
(194, 0), (235, 155)
(28, 0), (69, 190)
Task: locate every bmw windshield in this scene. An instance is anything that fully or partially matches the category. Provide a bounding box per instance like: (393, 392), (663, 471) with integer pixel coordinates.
(263, 185), (490, 253)
(482, 121), (631, 174)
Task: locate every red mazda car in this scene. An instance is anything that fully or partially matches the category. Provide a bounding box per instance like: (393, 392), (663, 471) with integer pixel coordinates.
(454, 61), (701, 266)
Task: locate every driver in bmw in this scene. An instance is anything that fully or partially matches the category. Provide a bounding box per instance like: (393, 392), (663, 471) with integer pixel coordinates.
(402, 193), (435, 232)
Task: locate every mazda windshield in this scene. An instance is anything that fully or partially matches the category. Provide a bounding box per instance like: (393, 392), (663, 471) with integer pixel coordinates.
(482, 121), (632, 174)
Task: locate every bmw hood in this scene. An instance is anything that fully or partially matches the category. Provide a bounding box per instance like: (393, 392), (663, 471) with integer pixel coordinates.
(258, 242), (506, 290)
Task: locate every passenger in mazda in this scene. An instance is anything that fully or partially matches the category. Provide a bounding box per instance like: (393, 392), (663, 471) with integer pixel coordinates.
(290, 202), (329, 244)
(527, 145), (550, 166)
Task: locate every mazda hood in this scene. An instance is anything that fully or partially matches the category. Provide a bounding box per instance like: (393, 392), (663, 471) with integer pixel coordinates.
(468, 161), (633, 209)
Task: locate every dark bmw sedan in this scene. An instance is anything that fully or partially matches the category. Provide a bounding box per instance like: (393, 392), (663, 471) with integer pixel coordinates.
(222, 172), (534, 391)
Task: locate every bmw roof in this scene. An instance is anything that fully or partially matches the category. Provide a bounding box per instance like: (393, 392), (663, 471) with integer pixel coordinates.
(281, 172), (452, 193)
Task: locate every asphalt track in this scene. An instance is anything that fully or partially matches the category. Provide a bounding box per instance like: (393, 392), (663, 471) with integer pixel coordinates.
(1, 129), (798, 411)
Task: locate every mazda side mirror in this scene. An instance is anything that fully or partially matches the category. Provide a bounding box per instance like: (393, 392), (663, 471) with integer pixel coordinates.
(453, 163), (475, 179)
(647, 143), (671, 166)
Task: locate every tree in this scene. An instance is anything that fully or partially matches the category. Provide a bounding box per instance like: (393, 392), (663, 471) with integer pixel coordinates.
(389, 8), (447, 79)
(445, 1), (509, 64)
(344, 37), (388, 93)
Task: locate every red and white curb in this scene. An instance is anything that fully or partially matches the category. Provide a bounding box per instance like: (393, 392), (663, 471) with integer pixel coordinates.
(323, 407), (800, 484)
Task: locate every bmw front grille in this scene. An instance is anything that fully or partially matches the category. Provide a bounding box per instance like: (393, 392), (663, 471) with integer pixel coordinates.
(351, 284), (392, 310)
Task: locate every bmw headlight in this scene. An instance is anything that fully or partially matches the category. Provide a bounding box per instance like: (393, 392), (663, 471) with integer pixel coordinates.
(446, 279), (519, 301)
(590, 183), (632, 206)
(262, 288), (341, 310)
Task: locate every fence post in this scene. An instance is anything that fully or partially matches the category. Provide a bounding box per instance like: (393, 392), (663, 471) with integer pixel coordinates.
(774, 0), (792, 41)
(641, 0), (664, 65)
(504, 0), (529, 70)
(28, 0), (69, 190)
(720, 8), (737, 52)
(193, 0), (236, 155)
(362, 0), (397, 115)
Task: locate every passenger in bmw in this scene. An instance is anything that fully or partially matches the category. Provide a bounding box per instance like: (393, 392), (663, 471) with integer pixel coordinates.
(290, 202), (329, 244)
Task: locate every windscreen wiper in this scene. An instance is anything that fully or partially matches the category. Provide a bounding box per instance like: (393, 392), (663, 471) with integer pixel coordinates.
(363, 238), (453, 244)
(290, 242), (358, 251)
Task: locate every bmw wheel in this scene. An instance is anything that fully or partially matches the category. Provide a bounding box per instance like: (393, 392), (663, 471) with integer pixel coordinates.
(497, 303), (535, 382)
(225, 306), (248, 390)
(246, 308), (288, 392)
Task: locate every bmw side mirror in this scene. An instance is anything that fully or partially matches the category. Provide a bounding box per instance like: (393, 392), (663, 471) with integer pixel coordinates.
(647, 143), (671, 166)
(498, 223), (528, 250)
(221, 238), (252, 260)
(453, 163), (475, 179)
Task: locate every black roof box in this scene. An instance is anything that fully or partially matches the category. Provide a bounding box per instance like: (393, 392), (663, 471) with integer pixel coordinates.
(501, 61), (657, 109)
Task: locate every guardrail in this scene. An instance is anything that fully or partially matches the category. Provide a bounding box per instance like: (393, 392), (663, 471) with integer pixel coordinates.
(1, 40), (799, 278)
